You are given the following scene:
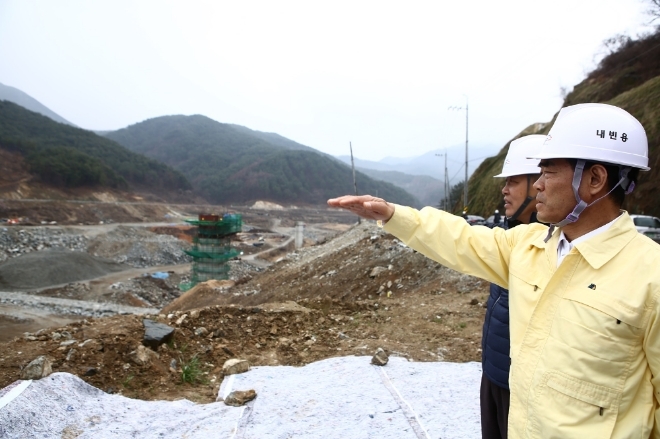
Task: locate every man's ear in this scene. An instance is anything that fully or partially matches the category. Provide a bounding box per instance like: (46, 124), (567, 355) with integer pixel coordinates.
(587, 164), (609, 196)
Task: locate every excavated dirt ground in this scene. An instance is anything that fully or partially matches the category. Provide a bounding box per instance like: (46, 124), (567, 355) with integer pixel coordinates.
(0, 218), (489, 404)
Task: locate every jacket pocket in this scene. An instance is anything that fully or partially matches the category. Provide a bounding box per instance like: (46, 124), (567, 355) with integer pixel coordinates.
(529, 371), (620, 439)
(551, 289), (644, 366)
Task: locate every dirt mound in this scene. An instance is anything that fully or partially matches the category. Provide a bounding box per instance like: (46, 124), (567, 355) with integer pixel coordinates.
(0, 250), (128, 291)
(161, 280), (236, 314)
(194, 222), (483, 307)
(86, 225), (191, 268)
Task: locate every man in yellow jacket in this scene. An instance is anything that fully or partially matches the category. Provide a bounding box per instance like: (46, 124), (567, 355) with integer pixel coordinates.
(328, 103), (659, 439)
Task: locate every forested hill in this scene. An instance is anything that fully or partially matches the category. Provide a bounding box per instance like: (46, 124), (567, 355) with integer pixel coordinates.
(0, 100), (191, 194)
(466, 28), (660, 217)
(104, 115), (420, 206)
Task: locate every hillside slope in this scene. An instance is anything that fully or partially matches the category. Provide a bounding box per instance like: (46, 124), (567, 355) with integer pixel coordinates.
(105, 115), (420, 207)
(0, 101), (191, 198)
(355, 167), (444, 207)
(466, 29), (660, 217)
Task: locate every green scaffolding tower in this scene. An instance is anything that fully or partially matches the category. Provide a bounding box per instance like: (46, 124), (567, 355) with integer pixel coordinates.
(180, 213), (242, 291)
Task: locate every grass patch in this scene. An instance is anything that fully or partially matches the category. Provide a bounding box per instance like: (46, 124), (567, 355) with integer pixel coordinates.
(122, 374), (134, 389)
(180, 354), (207, 384)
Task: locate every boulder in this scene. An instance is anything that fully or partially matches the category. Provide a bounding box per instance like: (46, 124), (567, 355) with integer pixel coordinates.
(143, 319), (175, 349)
(20, 356), (52, 380)
(129, 345), (160, 366)
(224, 389), (257, 406)
(223, 358), (249, 375)
(371, 348), (389, 366)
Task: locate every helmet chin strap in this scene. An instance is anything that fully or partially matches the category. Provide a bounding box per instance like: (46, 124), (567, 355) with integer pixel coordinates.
(543, 161), (634, 242)
(507, 175), (534, 222)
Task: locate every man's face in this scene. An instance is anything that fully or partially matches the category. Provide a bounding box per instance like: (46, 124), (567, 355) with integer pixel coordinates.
(533, 158), (576, 224)
(501, 174), (538, 221)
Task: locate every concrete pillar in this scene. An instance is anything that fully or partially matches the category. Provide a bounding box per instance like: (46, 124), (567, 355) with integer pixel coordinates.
(295, 222), (305, 249)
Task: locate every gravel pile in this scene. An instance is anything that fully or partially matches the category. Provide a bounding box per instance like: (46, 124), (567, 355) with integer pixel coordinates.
(0, 227), (87, 263)
(87, 226), (191, 268)
(227, 259), (264, 280)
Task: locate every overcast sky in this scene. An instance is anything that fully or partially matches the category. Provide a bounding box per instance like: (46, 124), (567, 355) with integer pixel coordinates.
(0, 0), (654, 162)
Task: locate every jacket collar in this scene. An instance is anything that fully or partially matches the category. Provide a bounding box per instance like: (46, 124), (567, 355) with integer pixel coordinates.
(574, 212), (638, 269)
(531, 211), (637, 270)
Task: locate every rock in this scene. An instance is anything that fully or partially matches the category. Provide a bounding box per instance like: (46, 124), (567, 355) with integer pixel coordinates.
(194, 327), (208, 337)
(143, 319), (175, 349)
(60, 340), (76, 346)
(84, 367), (97, 376)
(223, 358), (249, 375)
(371, 348), (389, 366)
(224, 389), (257, 406)
(65, 349), (77, 362)
(21, 356), (52, 380)
(190, 310), (200, 319)
(175, 314), (187, 325)
(128, 345), (160, 366)
(369, 266), (388, 278)
(470, 298), (479, 305)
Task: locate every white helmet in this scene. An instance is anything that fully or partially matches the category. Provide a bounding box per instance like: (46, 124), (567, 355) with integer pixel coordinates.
(493, 134), (544, 178)
(530, 103), (649, 170)
(530, 103), (649, 240)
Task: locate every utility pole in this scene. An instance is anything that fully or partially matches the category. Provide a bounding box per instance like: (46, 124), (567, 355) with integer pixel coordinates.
(449, 96), (469, 210)
(445, 150), (450, 211)
(435, 152), (449, 211)
(349, 142), (360, 224)
(464, 96), (469, 210)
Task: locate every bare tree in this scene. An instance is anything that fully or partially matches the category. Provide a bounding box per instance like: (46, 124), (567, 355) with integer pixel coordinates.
(646, 0), (660, 22)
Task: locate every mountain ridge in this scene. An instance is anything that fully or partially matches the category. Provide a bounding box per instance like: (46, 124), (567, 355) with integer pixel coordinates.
(104, 115), (421, 207)
(0, 82), (76, 127)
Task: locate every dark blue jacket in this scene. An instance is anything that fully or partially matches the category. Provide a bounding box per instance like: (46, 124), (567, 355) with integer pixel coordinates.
(482, 283), (510, 389)
(481, 213), (539, 389)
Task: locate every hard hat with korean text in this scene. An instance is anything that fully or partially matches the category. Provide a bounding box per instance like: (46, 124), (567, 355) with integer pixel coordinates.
(530, 103), (649, 170)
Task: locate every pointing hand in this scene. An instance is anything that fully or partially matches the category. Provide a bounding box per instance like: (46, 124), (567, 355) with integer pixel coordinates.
(327, 195), (395, 222)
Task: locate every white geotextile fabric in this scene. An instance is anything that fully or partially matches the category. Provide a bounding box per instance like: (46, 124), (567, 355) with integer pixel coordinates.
(0, 356), (481, 439)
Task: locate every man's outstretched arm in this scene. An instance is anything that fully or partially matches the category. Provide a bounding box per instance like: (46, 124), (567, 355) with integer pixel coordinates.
(327, 195), (394, 222)
(328, 195), (514, 288)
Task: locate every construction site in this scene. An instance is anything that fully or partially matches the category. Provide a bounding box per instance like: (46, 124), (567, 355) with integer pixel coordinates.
(0, 198), (488, 438)
(0, 200), (489, 436)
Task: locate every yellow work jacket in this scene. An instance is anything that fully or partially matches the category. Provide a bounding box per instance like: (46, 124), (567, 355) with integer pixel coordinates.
(384, 206), (660, 439)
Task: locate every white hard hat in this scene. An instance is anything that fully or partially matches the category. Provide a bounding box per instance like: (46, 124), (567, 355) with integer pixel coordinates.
(493, 135), (545, 178)
(530, 103), (649, 170)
